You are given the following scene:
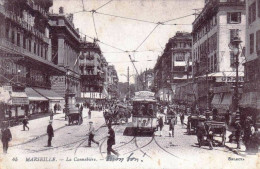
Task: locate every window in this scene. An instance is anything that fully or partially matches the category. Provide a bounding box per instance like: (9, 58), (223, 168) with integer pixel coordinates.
(258, 0), (260, 17)
(29, 40), (31, 52)
(249, 2), (256, 24)
(23, 36), (26, 49)
(227, 12), (241, 24)
(17, 33), (20, 46)
(230, 29), (239, 42)
(11, 30), (15, 44)
(250, 33), (254, 54)
(256, 30), (260, 55)
(176, 53), (185, 61)
(34, 42), (36, 54)
(5, 23), (9, 39)
(230, 51), (235, 67)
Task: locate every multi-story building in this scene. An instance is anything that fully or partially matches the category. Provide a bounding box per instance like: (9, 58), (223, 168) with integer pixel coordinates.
(135, 69), (154, 92)
(49, 7), (81, 99)
(79, 40), (107, 101)
(154, 32), (192, 102)
(107, 65), (119, 99)
(192, 0), (246, 112)
(240, 0), (260, 123)
(0, 0), (65, 118)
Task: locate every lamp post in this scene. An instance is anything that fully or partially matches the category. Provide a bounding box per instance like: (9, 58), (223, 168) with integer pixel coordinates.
(65, 67), (70, 120)
(229, 36), (242, 113)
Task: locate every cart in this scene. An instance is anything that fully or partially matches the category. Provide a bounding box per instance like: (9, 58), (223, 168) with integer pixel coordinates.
(197, 121), (226, 146)
(187, 115), (206, 135)
(67, 113), (82, 125)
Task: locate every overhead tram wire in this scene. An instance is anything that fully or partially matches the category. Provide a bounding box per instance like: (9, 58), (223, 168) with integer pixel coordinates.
(92, 12), (99, 39)
(95, 0), (114, 11)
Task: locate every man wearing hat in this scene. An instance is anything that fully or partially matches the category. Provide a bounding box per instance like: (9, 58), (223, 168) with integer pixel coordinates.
(1, 121), (12, 154)
(22, 116), (29, 131)
(47, 120), (54, 147)
(86, 121), (99, 147)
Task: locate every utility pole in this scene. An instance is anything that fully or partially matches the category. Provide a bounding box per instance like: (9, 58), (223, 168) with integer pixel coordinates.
(127, 66), (130, 100)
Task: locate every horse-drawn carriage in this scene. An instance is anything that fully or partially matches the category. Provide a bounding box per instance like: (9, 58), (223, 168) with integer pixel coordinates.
(187, 115), (206, 134)
(65, 108), (83, 125)
(197, 120), (226, 147)
(104, 104), (131, 125)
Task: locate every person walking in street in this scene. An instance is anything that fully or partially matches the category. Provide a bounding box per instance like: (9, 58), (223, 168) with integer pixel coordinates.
(205, 123), (214, 150)
(88, 109), (91, 119)
(54, 104), (57, 114)
(225, 110), (230, 125)
(107, 124), (119, 158)
(1, 122), (12, 154)
(22, 116), (29, 131)
(158, 116), (164, 137)
(49, 108), (54, 120)
(180, 113), (185, 127)
(169, 117), (175, 137)
(47, 121), (54, 147)
(87, 121), (99, 147)
(235, 121), (242, 149)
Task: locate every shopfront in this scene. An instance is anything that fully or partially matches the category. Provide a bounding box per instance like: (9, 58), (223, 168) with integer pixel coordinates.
(25, 88), (49, 115)
(33, 88), (65, 112)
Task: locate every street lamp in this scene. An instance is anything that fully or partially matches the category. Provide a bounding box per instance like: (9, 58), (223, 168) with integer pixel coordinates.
(229, 36), (242, 114)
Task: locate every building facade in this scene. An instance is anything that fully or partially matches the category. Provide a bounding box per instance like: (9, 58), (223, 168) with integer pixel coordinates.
(107, 65), (119, 99)
(240, 0), (260, 123)
(0, 0), (65, 119)
(154, 32), (192, 103)
(192, 0), (246, 112)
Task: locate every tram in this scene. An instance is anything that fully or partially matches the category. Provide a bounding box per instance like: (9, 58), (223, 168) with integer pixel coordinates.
(125, 91), (158, 135)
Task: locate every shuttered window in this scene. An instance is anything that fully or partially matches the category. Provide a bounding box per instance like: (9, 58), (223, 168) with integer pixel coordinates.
(256, 30), (260, 55)
(250, 33), (254, 54)
(227, 12), (241, 24)
(230, 29), (239, 42)
(258, 0), (260, 17)
(249, 2), (256, 24)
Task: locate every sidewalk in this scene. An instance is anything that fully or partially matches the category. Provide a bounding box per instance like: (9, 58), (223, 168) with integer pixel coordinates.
(8, 108), (89, 147)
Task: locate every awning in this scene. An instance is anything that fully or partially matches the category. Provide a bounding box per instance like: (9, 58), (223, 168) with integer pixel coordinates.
(0, 87), (11, 104)
(33, 88), (64, 101)
(218, 93), (232, 109)
(239, 92), (259, 109)
(10, 92), (29, 105)
(211, 93), (221, 106)
(25, 88), (48, 101)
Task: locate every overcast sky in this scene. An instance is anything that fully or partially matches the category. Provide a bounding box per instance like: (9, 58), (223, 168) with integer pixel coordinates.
(51, 0), (204, 83)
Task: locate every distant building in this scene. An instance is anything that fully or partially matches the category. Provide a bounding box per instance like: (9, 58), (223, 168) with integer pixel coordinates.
(154, 32), (192, 102)
(135, 69), (154, 92)
(107, 65), (119, 99)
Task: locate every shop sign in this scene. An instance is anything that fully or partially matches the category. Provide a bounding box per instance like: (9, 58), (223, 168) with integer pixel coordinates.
(216, 76), (244, 83)
(11, 97), (29, 105)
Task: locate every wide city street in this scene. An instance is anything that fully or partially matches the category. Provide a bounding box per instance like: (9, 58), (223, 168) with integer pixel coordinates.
(1, 110), (258, 169)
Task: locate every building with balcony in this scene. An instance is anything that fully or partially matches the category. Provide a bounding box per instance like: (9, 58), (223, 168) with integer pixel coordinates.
(192, 0), (246, 112)
(107, 65), (119, 99)
(49, 7), (81, 102)
(239, 0), (260, 123)
(154, 32), (192, 103)
(0, 0), (65, 118)
(79, 40), (108, 100)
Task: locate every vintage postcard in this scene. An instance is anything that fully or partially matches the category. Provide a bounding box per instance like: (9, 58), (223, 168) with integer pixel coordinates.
(0, 0), (259, 169)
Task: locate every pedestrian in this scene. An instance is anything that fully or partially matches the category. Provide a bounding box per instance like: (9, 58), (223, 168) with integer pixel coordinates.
(205, 123), (213, 150)
(158, 116), (164, 137)
(22, 116), (29, 131)
(235, 121), (242, 149)
(1, 122), (12, 154)
(169, 117), (175, 137)
(47, 120), (54, 147)
(225, 110), (230, 125)
(107, 123), (119, 158)
(49, 108), (54, 120)
(54, 104), (57, 114)
(87, 121), (99, 147)
(180, 113), (185, 127)
(88, 109), (91, 119)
